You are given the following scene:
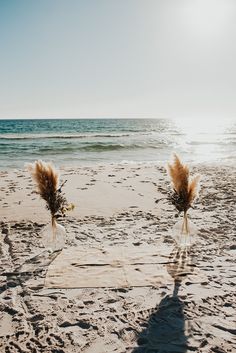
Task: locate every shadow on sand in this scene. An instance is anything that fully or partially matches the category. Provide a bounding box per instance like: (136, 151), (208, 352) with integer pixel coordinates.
(132, 246), (195, 353)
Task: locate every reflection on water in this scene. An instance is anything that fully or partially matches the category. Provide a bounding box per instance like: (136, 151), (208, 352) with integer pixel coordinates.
(172, 117), (236, 163)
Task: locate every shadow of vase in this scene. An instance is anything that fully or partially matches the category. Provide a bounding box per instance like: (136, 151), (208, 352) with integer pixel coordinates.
(132, 246), (195, 353)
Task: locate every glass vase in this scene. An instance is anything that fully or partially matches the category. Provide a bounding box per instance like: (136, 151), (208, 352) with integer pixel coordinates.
(172, 212), (197, 247)
(41, 218), (66, 252)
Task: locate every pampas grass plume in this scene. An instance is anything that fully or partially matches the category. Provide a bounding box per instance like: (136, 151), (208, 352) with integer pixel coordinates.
(27, 160), (67, 219)
(168, 154), (200, 213)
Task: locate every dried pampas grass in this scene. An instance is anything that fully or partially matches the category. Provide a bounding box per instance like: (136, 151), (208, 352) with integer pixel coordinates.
(27, 160), (69, 225)
(168, 153), (200, 214)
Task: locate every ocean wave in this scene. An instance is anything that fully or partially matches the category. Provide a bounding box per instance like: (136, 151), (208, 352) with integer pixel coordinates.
(0, 142), (165, 155)
(79, 143), (143, 152)
(35, 143), (150, 153)
(0, 132), (133, 140)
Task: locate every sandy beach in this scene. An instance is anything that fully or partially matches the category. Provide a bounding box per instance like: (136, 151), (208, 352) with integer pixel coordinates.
(0, 163), (235, 353)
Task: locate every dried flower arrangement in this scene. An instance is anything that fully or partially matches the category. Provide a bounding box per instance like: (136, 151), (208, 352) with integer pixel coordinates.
(28, 160), (74, 249)
(167, 154), (200, 246)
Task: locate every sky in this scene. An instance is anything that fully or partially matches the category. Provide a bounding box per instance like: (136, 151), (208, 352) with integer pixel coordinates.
(0, 0), (236, 119)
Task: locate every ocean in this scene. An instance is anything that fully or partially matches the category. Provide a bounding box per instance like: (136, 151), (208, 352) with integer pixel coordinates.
(0, 118), (235, 169)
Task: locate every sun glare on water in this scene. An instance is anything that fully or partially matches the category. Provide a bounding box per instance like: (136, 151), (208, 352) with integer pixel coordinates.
(174, 117), (227, 136)
(172, 117), (235, 163)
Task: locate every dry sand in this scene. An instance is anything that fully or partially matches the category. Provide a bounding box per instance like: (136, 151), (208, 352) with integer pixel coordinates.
(0, 163), (235, 353)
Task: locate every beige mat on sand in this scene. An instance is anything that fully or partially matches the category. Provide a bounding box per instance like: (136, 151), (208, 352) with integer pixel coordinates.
(45, 244), (174, 288)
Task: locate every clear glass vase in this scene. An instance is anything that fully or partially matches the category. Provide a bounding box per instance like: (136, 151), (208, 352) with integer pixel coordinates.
(172, 212), (197, 247)
(41, 218), (66, 252)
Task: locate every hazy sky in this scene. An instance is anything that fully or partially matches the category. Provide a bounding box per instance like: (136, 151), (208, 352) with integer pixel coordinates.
(0, 0), (236, 119)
